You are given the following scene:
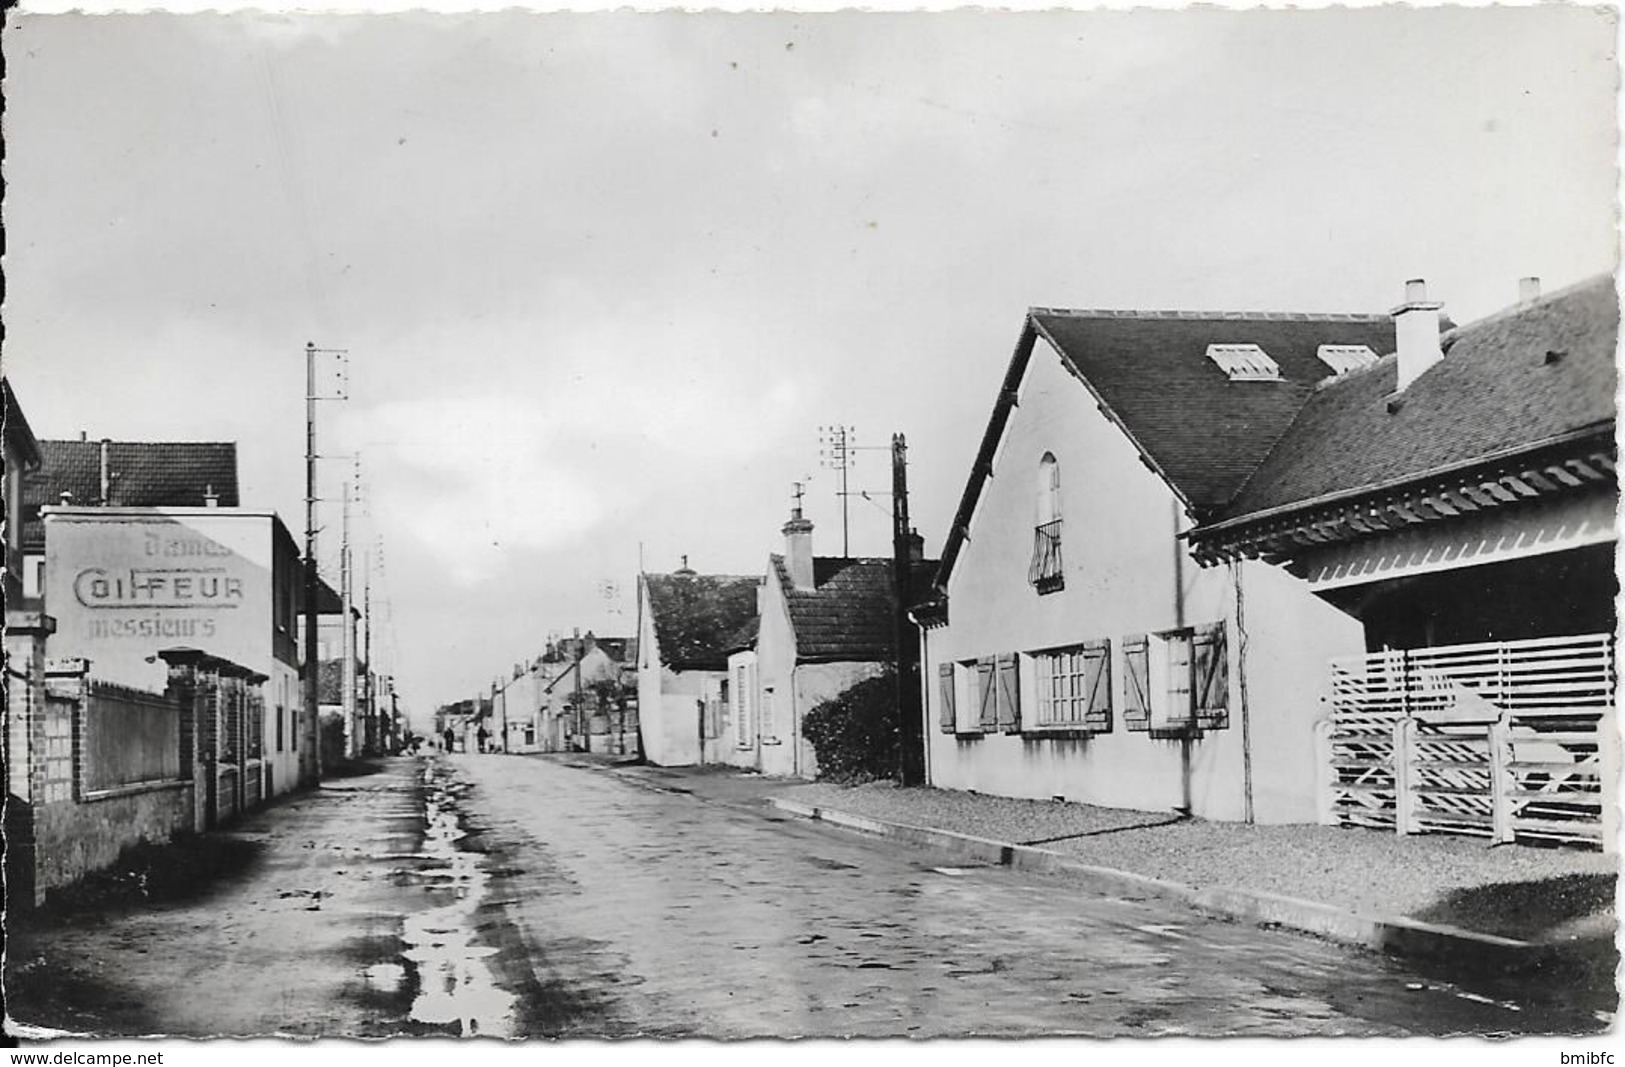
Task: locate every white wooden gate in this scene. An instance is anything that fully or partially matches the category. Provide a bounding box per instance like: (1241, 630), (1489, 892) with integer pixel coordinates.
(1318, 633), (1617, 850)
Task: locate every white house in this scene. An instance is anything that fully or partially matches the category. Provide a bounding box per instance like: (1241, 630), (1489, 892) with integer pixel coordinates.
(740, 507), (936, 779)
(918, 300), (1403, 823)
(637, 564), (760, 768)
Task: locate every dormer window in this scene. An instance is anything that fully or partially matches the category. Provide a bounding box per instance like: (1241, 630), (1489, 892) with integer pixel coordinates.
(1318, 344), (1378, 376)
(1029, 453), (1064, 594)
(1206, 344), (1281, 381)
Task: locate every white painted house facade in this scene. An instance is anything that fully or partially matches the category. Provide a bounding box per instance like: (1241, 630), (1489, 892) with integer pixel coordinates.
(919, 305), (1403, 823)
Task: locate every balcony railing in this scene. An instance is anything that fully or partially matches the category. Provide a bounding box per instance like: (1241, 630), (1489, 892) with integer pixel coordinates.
(1028, 520), (1064, 593)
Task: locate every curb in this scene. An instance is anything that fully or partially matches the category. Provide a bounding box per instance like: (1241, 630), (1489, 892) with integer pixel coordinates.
(767, 797), (1538, 969)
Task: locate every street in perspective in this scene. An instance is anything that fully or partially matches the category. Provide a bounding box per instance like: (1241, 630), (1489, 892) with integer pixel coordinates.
(7, 752), (1616, 1038)
(3, 3), (1620, 1051)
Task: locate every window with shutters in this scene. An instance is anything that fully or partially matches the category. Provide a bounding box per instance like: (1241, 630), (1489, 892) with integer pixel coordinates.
(1029, 453), (1065, 594)
(732, 663), (754, 748)
(1030, 639), (1112, 733)
(1123, 622), (1228, 736)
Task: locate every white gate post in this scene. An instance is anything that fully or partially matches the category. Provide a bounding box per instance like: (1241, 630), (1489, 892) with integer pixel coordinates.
(1393, 717), (1415, 837)
(1488, 713), (1515, 846)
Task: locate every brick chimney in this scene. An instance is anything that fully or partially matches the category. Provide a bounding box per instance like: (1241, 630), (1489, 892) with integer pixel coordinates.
(1391, 278), (1445, 392)
(783, 506), (816, 591)
(907, 528), (925, 563)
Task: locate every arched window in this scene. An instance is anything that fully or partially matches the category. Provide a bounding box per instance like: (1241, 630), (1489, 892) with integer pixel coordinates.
(1030, 453), (1064, 593)
(1037, 453), (1062, 524)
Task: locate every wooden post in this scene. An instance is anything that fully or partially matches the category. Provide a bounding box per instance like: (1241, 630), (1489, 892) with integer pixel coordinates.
(1393, 717), (1415, 836)
(1489, 713), (1516, 845)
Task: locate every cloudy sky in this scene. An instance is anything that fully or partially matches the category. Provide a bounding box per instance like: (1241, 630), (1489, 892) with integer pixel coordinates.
(5, 6), (1617, 720)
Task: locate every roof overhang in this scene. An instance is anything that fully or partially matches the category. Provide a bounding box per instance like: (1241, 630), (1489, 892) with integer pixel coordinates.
(1186, 427), (1617, 567)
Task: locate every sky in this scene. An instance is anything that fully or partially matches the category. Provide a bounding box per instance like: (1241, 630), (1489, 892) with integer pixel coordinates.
(4, 5), (1618, 721)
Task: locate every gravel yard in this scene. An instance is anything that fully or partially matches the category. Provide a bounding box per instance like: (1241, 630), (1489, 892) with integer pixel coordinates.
(783, 780), (1617, 942)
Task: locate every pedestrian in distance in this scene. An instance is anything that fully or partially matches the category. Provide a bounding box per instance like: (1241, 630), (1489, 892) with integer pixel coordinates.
(444, 726), (456, 753)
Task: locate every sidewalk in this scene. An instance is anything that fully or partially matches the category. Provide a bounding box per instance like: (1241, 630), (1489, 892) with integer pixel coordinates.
(563, 756), (1616, 976)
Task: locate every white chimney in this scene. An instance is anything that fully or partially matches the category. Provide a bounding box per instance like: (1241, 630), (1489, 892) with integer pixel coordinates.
(1519, 276), (1542, 304)
(1391, 278), (1445, 392)
(99, 438), (112, 505)
(782, 507), (816, 591)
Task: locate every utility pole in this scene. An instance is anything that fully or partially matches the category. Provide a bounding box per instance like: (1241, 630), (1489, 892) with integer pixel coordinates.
(363, 551), (373, 756)
(819, 424), (854, 557)
(302, 341), (346, 786)
(303, 342), (321, 786)
(892, 433), (925, 785)
(341, 477), (356, 762)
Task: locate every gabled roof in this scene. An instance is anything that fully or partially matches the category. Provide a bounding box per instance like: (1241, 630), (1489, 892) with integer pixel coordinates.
(1190, 275), (1618, 561)
(936, 306), (1395, 587)
(1219, 275), (1617, 519)
(772, 555), (941, 662)
(23, 439), (239, 551)
(643, 571), (761, 672)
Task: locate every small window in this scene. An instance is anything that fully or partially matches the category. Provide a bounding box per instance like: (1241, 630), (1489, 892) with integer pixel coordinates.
(1123, 622), (1229, 735)
(1030, 453), (1064, 594)
(1206, 344), (1281, 381)
(1031, 640), (1112, 732)
(1318, 344), (1379, 376)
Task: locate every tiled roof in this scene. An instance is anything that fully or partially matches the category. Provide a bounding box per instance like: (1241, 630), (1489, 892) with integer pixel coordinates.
(772, 555), (941, 663)
(935, 306), (1396, 587)
(22, 439), (239, 551)
(643, 571), (761, 671)
(1030, 309), (1397, 512)
(1215, 275), (1618, 521)
(722, 615), (760, 655)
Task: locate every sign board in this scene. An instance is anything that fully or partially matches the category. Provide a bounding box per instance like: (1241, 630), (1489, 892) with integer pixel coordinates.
(45, 510), (275, 690)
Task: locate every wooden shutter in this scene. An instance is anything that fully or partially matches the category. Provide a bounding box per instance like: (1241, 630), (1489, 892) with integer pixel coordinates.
(977, 658), (998, 732)
(1082, 639), (1112, 733)
(1192, 621), (1230, 731)
(938, 663), (957, 733)
(1163, 631), (1196, 731)
(995, 653), (1021, 733)
(1122, 635), (1150, 732)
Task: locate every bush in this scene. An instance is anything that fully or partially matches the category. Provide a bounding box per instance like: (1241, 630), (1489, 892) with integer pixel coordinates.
(801, 669), (899, 784)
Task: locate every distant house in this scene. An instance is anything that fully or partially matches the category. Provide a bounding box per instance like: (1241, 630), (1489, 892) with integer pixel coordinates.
(22, 438), (238, 600)
(743, 507), (938, 779)
(637, 564), (761, 768)
(919, 298), (1402, 823)
(1186, 276), (1617, 847)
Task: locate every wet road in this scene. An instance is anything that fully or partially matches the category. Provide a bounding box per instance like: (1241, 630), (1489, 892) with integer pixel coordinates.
(443, 754), (1592, 1038)
(7, 754), (1605, 1039)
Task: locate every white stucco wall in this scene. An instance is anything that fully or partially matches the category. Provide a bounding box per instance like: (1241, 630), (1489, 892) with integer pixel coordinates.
(924, 337), (1363, 823)
(635, 580), (720, 767)
(755, 571), (801, 777)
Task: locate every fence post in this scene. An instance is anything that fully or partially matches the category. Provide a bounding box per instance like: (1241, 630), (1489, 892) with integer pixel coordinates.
(1489, 713), (1515, 845)
(1393, 717), (1415, 837)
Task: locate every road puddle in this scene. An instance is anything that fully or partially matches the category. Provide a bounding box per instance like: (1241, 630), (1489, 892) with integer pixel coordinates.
(398, 762), (517, 1037)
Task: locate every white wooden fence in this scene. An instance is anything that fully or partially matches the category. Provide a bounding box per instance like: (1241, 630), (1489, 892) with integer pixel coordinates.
(1317, 633), (1617, 850)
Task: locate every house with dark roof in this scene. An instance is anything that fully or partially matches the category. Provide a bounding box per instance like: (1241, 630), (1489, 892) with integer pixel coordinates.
(21, 438), (239, 600)
(918, 298), (1408, 823)
(636, 563), (762, 767)
(738, 507), (938, 779)
(1186, 276), (1617, 848)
